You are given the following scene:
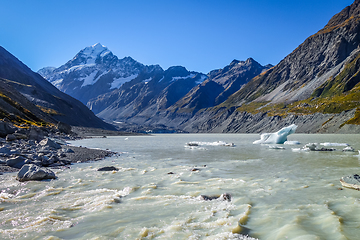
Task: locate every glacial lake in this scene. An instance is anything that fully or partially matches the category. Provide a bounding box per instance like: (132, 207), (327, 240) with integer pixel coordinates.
(1, 134), (360, 239)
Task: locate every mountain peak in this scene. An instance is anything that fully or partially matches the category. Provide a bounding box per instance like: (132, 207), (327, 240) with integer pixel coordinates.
(80, 43), (110, 60)
(325, 0), (360, 28)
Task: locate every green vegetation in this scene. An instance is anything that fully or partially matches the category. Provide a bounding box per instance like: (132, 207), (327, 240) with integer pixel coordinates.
(37, 105), (62, 116)
(234, 53), (360, 125)
(0, 92), (50, 128)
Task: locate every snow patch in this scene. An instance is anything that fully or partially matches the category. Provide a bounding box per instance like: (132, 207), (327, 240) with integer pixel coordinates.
(80, 71), (99, 87)
(143, 77), (152, 84)
(110, 74), (138, 89)
(196, 75), (207, 84)
(171, 74), (196, 82)
(52, 79), (64, 88)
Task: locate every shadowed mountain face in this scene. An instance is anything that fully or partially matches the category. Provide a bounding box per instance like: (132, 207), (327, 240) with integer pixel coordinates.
(94, 66), (208, 121)
(0, 46), (114, 129)
(168, 58), (272, 114)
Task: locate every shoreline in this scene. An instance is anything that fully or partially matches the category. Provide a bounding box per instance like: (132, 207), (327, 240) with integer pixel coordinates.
(0, 125), (143, 175)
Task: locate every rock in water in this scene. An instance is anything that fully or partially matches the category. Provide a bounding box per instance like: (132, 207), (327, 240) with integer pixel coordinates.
(200, 193), (232, 202)
(340, 174), (360, 190)
(17, 164), (56, 182)
(97, 166), (119, 171)
(253, 124), (297, 144)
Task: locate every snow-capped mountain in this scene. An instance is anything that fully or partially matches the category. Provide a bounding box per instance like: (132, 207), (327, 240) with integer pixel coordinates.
(38, 43), (152, 104)
(40, 43), (208, 118)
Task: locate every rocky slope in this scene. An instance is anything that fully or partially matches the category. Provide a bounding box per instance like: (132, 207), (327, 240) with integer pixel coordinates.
(168, 58), (271, 114)
(175, 0), (360, 133)
(95, 66), (207, 125)
(0, 46), (114, 129)
(225, 0), (360, 106)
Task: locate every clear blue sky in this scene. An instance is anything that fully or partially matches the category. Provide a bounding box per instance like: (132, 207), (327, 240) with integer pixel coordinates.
(1, 0), (354, 74)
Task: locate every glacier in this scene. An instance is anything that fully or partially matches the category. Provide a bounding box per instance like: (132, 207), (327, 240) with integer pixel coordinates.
(253, 124), (297, 144)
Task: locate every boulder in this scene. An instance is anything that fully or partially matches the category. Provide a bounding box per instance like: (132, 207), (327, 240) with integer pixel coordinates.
(6, 156), (28, 169)
(0, 121), (16, 138)
(16, 164), (56, 182)
(28, 126), (45, 141)
(14, 133), (27, 140)
(6, 134), (16, 141)
(38, 138), (61, 150)
(56, 122), (72, 134)
(0, 146), (11, 155)
(42, 155), (59, 166)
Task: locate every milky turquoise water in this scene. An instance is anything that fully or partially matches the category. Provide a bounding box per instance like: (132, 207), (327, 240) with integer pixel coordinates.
(1, 134), (360, 239)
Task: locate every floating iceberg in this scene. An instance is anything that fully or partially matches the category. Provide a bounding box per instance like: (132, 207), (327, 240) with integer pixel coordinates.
(253, 124), (297, 144)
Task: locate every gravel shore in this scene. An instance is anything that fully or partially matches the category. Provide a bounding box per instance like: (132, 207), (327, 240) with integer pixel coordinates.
(0, 125), (141, 175)
(0, 145), (116, 174)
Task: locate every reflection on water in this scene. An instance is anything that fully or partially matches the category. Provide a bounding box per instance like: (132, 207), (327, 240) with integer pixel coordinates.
(1, 134), (360, 239)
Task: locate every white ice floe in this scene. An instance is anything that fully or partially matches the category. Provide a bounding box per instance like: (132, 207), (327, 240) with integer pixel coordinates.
(253, 124), (297, 144)
(292, 143), (316, 152)
(284, 141), (301, 145)
(292, 143), (342, 152)
(185, 141), (235, 148)
(320, 142), (349, 147)
(342, 146), (355, 152)
(268, 145), (285, 150)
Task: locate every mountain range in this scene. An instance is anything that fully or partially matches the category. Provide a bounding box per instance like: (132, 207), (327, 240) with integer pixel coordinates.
(34, 0), (360, 133)
(38, 44), (272, 132)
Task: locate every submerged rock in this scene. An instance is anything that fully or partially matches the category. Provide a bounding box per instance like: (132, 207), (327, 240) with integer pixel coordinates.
(16, 164), (56, 182)
(200, 193), (231, 202)
(97, 166), (119, 171)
